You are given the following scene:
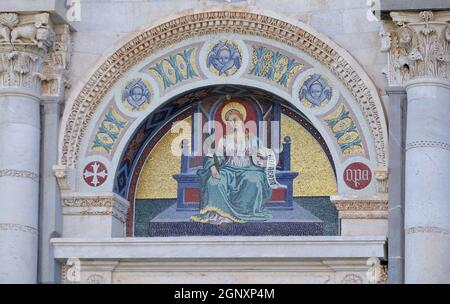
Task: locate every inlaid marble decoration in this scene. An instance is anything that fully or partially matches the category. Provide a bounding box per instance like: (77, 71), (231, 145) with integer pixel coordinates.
(206, 40), (242, 76)
(91, 107), (128, 155)
(122, 78), (152, 112)
(248, 45), (303, 88)
(324, 104), (364, 156)
(299, 74), (332, 108)
(148, 47), (200, 90)
(343, 162), (372, 190)
(83, 161), (108, 187)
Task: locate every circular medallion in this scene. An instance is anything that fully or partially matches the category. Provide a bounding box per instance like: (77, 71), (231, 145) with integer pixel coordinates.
(207, 40), (242, 76)
(343, 162), (372, 190)
(122, 78), (152, 111)
(83, 161), (108, 187)
(299, 74), (332, 108)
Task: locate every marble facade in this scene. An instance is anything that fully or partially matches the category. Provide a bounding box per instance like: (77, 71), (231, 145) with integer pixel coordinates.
(0, 0), (448, 284)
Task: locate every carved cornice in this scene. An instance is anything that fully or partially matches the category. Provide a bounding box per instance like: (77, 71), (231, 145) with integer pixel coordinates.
(60, 10), (387, 168)
(331, 196), (388, 219)
(382, 10), (450, 86)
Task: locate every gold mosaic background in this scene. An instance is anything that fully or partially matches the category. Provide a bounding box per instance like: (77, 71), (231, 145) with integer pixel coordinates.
(136, 118), (191, 199)
(280, 114), (337, 196)
(136, 115), (337, 199)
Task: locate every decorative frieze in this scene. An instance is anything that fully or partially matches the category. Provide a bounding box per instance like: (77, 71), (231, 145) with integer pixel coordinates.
(62, 194), (130, 223)
(340, 273), (363, 284)
(406, 226), (449, 235)
(331, 196), (388, 219)
(382, 11), (450, 86)
(406, 140), (450, 152)
(0, 169), (39, 182)
(0, 223), (37, 235)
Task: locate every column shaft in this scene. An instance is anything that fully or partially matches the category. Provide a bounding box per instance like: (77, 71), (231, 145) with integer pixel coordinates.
(38, 100), (63, 283)
(0, 92), (41, 283)
(404, 79), (450, 283)
(386, 87), (407, 284)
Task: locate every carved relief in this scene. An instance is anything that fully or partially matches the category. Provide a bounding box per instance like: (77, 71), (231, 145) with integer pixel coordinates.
(331, 197), (388, 219)
(383, 11), (450, 86)
(0, 50), (44, 92)
(53, 165), (71, 191)
(406, 226), (449, 235)
(406, 140), (450, 152)
(0, 12), (56, 93)
(0, 223), (37, 235)
(62, 195), (129, 223)
(0, 13), (19, 43)
(341, 273), (363, 284)
(0, 169), (39, 182)
(0, 13), (54, 50)
(374, 168), (389, 194)
(85, 274), (105, 284)
(42, 24), (72, 98)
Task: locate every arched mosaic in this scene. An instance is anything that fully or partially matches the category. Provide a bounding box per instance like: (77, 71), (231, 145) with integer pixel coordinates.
(59, 10), (387, 169)
(57, 9), (389, 237)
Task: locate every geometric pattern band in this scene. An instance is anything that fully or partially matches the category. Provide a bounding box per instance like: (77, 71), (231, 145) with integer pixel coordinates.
(0, 223), (38, 235)
(406, 141), (450, 152)
(0, 169), (39, 182)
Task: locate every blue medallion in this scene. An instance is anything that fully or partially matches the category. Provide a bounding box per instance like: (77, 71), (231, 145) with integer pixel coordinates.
(299, 74), (332, 107)
(207, 41), (241, 76)
(122, 79), (151, 110)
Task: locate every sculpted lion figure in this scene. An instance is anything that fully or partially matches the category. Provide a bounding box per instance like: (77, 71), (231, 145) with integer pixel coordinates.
(11, 13), (50, 45)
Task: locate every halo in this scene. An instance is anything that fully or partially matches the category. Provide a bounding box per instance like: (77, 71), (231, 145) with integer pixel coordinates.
(221, 101), (247, 123)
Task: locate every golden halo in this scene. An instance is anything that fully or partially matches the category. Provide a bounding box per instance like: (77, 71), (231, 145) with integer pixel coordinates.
(221, 101), (247, 123)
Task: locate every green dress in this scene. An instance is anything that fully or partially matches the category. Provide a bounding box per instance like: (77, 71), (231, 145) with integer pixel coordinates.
(191, 152), (273, 224)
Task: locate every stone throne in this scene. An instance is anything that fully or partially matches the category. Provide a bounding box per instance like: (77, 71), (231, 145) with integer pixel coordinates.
(173, 98), (299, 211)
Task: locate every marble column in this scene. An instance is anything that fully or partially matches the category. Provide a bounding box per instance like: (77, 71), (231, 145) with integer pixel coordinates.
(0, 12), (54, 283)
(404, 78), (450, 283)
(385, 11), (450, 283)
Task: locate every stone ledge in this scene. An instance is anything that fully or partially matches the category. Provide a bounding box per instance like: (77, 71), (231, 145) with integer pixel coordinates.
(0, 0), (77, 28)
(379, 0), (450, 13)
(51, 236), (387, 260)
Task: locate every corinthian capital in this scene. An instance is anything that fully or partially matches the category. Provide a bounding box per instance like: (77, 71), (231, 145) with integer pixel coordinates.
(0, 12), (55, 94)
(382, 11), (450, 86)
